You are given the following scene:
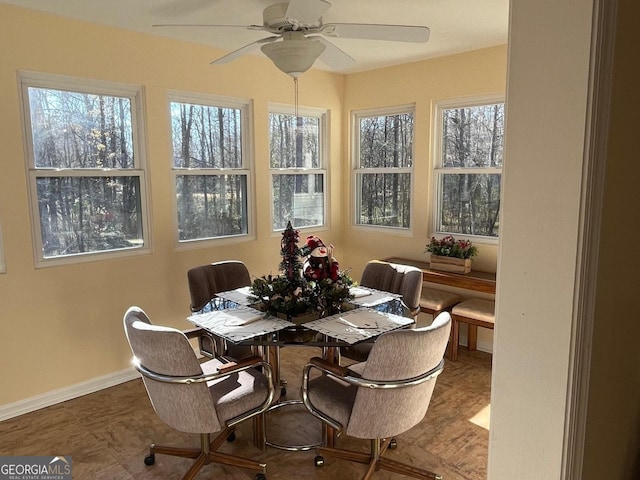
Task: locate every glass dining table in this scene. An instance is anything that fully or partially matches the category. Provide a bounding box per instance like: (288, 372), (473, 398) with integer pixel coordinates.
(186, 286), (414, 451)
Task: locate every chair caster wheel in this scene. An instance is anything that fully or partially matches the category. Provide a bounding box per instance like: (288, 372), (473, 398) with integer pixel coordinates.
(144, 454), (155, 466)
(314, 455), (324, 467)
(227, 431), (236, 442)
(254, 474), (266, 480)
(389, 438), (398, 449)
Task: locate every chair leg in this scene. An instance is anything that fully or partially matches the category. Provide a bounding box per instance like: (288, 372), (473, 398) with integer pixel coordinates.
(268, 345), (287, 396)
(361, 439), (383, 480)
(208, 428), (266, 475)
(208, 428), (230, 451)
(468, 324), (478, 351)
(451, 317), (460, 361)
(316, 445), (372, 465)
(317, 437), (442, 480)
(253, 413), (267, 451)
(323, 423), (338, 448)
(180, 453), (209, 480)
(144, 427), (266, 479)
(208, 450), (266, 474)
(378, 456), (442, 479)
(148, 443), (201, 460)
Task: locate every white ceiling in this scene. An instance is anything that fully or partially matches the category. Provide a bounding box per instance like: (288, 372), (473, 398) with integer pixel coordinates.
(1, 0), (509, 74)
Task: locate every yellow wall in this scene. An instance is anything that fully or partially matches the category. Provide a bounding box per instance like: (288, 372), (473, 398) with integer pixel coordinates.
(0, 4), (345, 405)
(341, 47), (507, 275)
(0, 3), (507, 407)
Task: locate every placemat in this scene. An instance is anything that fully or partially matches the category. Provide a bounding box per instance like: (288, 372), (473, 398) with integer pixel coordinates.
(304, 307), (413, 344)
(187, 306), (293, 342)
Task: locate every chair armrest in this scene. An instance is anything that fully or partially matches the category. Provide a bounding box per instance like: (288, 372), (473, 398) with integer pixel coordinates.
(345, 358), (444, 389)
(301, 357), (366, 432)
(217, 355), (264, 375)
(133, 356), (272, 386)
(304, 357), (445, 390)
(183, 327), (205, 339)
(309, 356), (351, 378)
(301, 356), (445, 432)
(182, 327), (218, 358)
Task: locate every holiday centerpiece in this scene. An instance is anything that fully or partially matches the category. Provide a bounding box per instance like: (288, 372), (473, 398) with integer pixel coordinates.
(250, 222), (354, 324)
(425, 235), (478, 274)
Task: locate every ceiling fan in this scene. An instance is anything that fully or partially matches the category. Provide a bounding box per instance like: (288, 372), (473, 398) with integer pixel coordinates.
(154, 0), (430, 77)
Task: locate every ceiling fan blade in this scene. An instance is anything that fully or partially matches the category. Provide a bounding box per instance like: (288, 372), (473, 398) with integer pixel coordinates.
(315, 37), (355, 70)
(322, 23), (430, 43)
(211, 36), (280, 64)
(153, 23), (264, 29)
(285, 0), (332, 25)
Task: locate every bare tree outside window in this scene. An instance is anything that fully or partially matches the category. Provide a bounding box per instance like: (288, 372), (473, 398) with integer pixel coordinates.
(435, 100), (504, 238)
(22, 78), (148, 263)
(354, 109), (414, 229)
(170, 98), (249, 241)
(269, 110), (326, 231)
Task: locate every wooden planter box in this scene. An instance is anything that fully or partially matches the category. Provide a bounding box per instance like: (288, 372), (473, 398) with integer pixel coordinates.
(429, 255), (472, 274)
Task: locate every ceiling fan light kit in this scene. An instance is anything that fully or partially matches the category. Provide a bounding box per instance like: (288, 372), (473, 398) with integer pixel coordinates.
(261, 32), (326, 77)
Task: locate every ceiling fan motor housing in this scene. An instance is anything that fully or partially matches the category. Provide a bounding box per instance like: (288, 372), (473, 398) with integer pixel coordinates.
(264, 2), (318, 32)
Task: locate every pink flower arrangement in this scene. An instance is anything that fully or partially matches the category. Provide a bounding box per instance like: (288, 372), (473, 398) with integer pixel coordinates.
(425, 235), (478, 259)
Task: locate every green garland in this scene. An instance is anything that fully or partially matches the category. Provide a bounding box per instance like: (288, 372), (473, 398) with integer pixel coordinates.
(250, 222), (354, 317)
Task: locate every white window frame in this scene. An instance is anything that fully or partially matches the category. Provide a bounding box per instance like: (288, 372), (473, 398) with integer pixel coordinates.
(432, 94), (505, 243)
(168, 91), (254, 247)
(352, 105), (415, 233)
(268, 104), (328, 233)
(19, 71), (151, 268)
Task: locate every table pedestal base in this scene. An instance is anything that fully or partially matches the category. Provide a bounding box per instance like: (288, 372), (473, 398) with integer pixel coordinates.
(263, 399), (323, 451)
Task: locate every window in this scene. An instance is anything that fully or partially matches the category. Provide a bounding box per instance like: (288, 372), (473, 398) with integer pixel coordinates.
(433, 96), (504, 239)
(269, 106), (327, 231)
(169, 93), (251, 243)
(20, 73), (149, 266)
(353, 106), (414, 229)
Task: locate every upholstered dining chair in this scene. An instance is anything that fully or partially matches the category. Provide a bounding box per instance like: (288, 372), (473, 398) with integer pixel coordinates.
(340, 260), (423, 363)
(187, 260), (254, 360)
(123, 306), (275, 480)
(188, 260), (292, 396)
(301, 312), (451, 480)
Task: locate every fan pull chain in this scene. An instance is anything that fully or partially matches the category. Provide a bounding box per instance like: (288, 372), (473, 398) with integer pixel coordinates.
(294, 76), (302, 135)
(294, 76), (299, 120)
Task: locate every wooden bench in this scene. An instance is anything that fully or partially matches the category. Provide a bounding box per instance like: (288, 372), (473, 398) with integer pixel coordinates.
(450, 298), (495, 361)
(419, 288), (463, 318)
(386, 258), (497, 360)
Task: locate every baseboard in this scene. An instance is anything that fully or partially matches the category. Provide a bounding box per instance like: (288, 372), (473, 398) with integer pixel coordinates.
(458, 331), (494, 354)
(417, 311), (494, 355)
(0, 368), (140, 422)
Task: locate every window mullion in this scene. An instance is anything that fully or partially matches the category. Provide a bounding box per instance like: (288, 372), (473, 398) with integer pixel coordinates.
(435, 167), (502, 175)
